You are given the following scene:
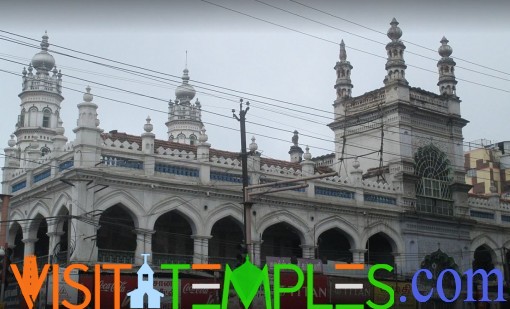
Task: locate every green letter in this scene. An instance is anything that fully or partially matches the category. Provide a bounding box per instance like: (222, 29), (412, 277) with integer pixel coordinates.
(161, 264), (190, 309)
(367, 264), (394, 309)
(274, 264), (304, 309)
(307, 264), (331, 309)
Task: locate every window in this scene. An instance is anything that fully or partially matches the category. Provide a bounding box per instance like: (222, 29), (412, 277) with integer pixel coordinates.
(19, 109), (26, 127)
(415, 144), (453, 215)
(177, 133), (185, 144)
(41, 147), (50, 157)
(467, 169), (477, 177)
(189, 134), (197, 145)
(28, 106), (38, 126)
(42, 108), (51, 128)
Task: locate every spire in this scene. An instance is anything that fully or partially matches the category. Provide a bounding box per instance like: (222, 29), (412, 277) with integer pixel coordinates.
(289, 130), (304, 162)
(31, 32), (55, 73)
(437, 36), (457, 96)
(384, 18), (408, 85)
(334, 39), (353, 100)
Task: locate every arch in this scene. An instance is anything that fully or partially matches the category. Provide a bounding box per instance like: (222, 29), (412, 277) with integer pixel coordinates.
(97, 204), (137, 252)
(8, 222), (24, 261)
(209, 216), (244, 264)
(313, 216), (359, 248)
(152, 210), (194, 262)
(189, 134), (197, 146)
(360, 222), (404, 254)
(27, 201), (50, 225)
(51, 193), (72, 217)
(256, 210), (310, 244)
(471, 234), (499, 263)
(94, 190), (145, 228)
(28, 106), (38, 127)
(148, 196), (203, 235)
(42, 108), (52, 128)
(204, 203), (243, 236)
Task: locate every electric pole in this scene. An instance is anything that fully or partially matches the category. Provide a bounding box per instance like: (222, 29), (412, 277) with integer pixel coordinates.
(233, 99), (253, 261)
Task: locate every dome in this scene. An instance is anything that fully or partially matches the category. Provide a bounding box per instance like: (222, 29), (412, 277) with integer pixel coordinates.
(438, 36), (453, 58)
(387, 18), (403, 41)
(175, 68), (196, 101)
(31, 32), (55, 71)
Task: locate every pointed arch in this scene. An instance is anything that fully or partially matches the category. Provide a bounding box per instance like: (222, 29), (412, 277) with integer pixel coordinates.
(257, 210), (311, 245)
(361, 221), (404, 254)
(471, 234), (500, 263)
(313, 215), (360, 249)
(51, 192), (71, 216)
(95, 190), (145, 228)
(204, 203), (243, 236)
(27, 201), (50, 223)
(147, 196), (202, 235)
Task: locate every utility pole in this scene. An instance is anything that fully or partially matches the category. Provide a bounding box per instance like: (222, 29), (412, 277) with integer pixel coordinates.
(233, 99), (253, 261)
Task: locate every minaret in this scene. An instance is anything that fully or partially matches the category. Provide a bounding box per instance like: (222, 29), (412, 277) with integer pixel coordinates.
(384, 18), (408, 85)
(334, 40), (353, 100)
(14, 32), (65, 168)
(289, 130), (304, 163)
(437, 37), (457, 96)
(166, 67), (204, 145)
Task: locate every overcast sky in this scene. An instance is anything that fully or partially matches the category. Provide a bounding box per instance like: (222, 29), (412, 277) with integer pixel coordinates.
(1, 0), (509, 168)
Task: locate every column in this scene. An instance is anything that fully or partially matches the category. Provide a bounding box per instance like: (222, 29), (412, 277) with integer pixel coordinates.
(23, 238), (37, 256)
(191, 235), (211, 264)
(134, 228), (155, 265)
(350, 249), (367, 264)
(300, 244), (316, 259)
(47, 231), (65, 263)
(252, 240), (263, 266)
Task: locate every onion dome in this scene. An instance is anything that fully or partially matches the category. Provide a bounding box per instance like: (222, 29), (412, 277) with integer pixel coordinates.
(8, 134), (16, 147)
(31, 32), (55, 71)
(438, 36), (453, 57)
(83, 86), (93, 102)
(175, 68), (196, 101)
(198, 127), (208, 143)
(387, 18), (402, 41)
(144, 116), (154, 133)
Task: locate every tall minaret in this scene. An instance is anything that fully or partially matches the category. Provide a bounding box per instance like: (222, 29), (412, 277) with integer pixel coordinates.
(334, 40), (353, 100)
(166, 67), (204, 145)
(437, 37), (457, 96)
(14, 32), (65, 168)
(384, 18), (408, 85)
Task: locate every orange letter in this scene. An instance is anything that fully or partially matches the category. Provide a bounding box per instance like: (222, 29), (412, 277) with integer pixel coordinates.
(102, 264), (132, 309)
(53, 264), (59, 309)
(62, 264), (90, 309)
(95, 264), (101, 309)
(10, 256), (50, 309)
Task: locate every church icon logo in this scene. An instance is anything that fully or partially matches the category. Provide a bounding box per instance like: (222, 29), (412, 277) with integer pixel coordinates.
(127, 254), (164, 308)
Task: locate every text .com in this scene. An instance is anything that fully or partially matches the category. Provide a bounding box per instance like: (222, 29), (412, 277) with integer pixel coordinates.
(9, 254), (506, 309)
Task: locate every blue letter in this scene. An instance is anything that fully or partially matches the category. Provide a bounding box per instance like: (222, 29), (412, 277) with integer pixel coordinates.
(412, 269), (433, 302)
(436, 269), (461, 302)
(465, 268), (505, 302)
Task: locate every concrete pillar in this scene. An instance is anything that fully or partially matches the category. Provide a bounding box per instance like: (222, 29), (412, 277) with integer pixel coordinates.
(134, 228), (155, 265)
(192, 235), (211, 264)
(300, 244), (316, 259)
(23, 238), (36, 256)
(253, 241), (263, 266)
(47, 231), (65, 262)
(350, 249), (367, 264)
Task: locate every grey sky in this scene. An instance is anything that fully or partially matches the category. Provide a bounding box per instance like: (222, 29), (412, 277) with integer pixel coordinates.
(1, 0), (509, 167)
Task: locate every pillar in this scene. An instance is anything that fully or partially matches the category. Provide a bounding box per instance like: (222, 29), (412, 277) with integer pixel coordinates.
(47, 231), (65, 262)
(134, 228), (155, 265)
(23, 238), (37, 256)
(300, 244), (316, 259)
(192, 235), (211, 264)
(253, 240), (263, 266)
(350, 249), (367, 264)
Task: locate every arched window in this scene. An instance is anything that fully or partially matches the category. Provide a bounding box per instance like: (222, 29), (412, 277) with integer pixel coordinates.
(42, 108), (51, 128)
(28, 106), (38, 127)
(189, 134), (197, 146)
(414, 144), (453, 215)
(169, 135), (174, 142)
(177, 133), (186, 144)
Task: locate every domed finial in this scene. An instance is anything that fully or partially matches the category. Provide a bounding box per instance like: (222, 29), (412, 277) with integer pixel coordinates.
(387, 18), (403, 41)
(56, 118), (65, 135)
(175, 68), (196, 100)
(352, 157), (360, 170)
(144, 116), (153, 133)
(198, 127), (208, 143)
(249, 136), (258, 152)
(339, 39), (347, 61)
(83, 86), (93, 102)
(195, 98), (201, 108)
(303, 146), (312, 160)
(22, 67), (27, 76)
(438, 36), (453, 58)
(182, 68), (190, 84)
(8, 134), (16, 147)
(292, 130), (299, 146)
